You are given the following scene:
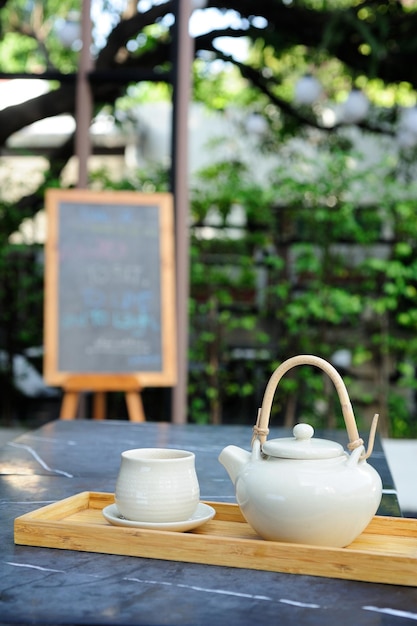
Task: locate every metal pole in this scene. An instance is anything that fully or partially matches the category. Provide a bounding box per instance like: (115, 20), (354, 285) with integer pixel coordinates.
(74, 0), (93, 418)
(75, 0), (93, 189)
(171, 0), (193, 423)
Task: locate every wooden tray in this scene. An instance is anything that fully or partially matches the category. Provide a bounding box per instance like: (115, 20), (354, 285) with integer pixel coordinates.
(14, 491), (417, 586)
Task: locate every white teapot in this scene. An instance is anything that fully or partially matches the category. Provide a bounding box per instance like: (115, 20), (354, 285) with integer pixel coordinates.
(219, 355), (382, 548)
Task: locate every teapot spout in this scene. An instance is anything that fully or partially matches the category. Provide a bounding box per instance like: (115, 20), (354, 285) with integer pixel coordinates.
(218, 445), (251, 486)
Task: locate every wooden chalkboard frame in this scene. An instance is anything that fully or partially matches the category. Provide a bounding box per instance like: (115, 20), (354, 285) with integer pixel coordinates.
(43, 188), (177, 389)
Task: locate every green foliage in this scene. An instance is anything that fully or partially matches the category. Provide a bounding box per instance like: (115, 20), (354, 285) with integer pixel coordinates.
(3, 0), (417, 434)
(193, 59), (258, 110)
(82, 128), (417, 435)
(0, 0), (81, 72)
(0, 241), (44, 419)
(184, 128), (417, 434)
(0, 32), (40, 72)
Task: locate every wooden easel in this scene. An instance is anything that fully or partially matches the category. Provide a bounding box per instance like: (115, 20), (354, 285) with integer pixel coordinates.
(59, 375), (145, 422)
(43, 190), (177, 419)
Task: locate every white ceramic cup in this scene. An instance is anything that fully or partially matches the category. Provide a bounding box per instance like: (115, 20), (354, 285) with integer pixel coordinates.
(114, 448), (200, 522)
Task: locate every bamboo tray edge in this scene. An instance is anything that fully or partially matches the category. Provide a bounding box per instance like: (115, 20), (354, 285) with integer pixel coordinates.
(14, 491), (417, 587)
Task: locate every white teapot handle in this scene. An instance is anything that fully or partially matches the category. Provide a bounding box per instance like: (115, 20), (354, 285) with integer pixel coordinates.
(252, 354), (379, 460)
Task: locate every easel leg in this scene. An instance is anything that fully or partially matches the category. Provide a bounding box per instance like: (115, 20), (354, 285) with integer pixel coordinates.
(60, 391), (79, 420)
(93, 392), (106, 420)
(125, 391), (145, 422)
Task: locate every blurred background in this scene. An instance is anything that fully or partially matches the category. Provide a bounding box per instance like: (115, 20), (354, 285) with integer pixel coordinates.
(1, 0), (417, 445)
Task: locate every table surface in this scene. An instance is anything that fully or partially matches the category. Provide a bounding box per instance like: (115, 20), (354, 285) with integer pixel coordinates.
(0, 419), (416, 626)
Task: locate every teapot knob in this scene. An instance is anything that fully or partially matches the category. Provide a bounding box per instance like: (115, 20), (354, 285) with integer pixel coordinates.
(293, 423), (314, 441)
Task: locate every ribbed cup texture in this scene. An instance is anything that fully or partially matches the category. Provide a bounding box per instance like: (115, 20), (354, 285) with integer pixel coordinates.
(115, 448), (200, 522)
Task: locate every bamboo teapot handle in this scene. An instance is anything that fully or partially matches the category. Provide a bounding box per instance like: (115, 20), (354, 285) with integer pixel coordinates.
(252, 355), (379, 460)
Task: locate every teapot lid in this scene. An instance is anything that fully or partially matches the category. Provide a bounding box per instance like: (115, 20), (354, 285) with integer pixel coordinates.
(261, 423), (345, 460)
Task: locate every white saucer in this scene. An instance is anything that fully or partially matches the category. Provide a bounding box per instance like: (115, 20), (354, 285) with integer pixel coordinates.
(102, 502), (216, 531)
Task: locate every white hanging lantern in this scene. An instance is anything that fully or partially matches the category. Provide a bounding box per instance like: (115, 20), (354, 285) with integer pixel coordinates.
(331, 349), (352, 370)
(397, 107), (417, 148)
(398, 106), (417, 134)
(245, 113), (268, 135)
(294, 74), (323, 106)
(55, 11), (81, 49)
(342, 89), (369, 124)
(192, 0), (209, 8)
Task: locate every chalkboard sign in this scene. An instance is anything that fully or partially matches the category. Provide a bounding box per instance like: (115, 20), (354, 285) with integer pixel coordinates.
(44, 189), (176, 387)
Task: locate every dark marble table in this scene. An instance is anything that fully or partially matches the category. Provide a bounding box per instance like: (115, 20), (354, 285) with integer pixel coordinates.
(0, 419), (416, 626)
